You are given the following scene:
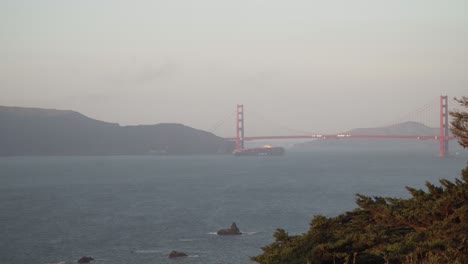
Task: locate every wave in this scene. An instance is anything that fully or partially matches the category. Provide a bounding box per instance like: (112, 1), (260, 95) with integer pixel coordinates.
(208, 231), (260, 236)
(131, 249), (163, 254)
(242, 231), (260, 236)
(178, 238), (197, 242)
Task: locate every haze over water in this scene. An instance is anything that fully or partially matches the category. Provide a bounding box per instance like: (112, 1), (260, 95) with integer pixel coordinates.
(1, 1), (467, 136)
(1, 150), (467, 264)
(1, 1), (468, 263)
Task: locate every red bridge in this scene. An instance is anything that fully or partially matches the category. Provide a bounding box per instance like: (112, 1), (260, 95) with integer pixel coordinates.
(225, 96), (456, 157)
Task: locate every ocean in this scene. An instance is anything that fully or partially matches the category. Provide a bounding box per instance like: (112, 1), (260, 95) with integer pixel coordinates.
(1, 150), (467, 264)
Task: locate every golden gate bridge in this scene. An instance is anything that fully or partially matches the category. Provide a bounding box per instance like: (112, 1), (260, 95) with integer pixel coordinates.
(221, 96), (457, 157)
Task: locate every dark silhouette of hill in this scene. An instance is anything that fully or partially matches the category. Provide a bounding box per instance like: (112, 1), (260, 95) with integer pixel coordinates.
(0, 106), (233, 156)
(294, 121), (461, 152)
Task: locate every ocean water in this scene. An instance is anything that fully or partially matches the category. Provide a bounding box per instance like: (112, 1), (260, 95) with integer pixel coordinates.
(0, 150), (467, 264)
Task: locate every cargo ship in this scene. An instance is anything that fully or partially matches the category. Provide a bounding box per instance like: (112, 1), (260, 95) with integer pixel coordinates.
(233, 145), (285, 156)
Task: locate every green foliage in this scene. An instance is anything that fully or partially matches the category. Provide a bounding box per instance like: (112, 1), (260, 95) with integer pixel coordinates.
(450, 96), (468, 148)
(253, 96), (468, 264)
(252, 168), (468, 264)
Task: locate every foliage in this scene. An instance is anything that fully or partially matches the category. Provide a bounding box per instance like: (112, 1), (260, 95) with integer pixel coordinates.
(450, 96), (468, 148)
(252, 169), (468, 264)
(252, 97), (468, 264)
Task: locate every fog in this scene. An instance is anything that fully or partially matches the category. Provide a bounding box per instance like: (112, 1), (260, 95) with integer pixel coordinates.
(1, 0), (467, 136)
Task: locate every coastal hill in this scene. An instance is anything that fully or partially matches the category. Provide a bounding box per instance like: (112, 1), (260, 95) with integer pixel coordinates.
(346, 121), (438, 135)
(0, 106), (233, 156)
(293, 121), (459, 152)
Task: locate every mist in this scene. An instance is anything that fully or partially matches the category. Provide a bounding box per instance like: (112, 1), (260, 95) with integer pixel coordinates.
(1, 0), (467, 136)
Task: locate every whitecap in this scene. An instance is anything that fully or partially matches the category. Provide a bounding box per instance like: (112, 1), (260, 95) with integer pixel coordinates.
(242, 231), (260, 236)
(209, 231), (260, 236)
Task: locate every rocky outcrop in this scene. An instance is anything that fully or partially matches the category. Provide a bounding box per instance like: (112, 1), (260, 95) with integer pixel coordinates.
(77, 256), (94, 263)
(168, 251), (188, 258)
(217, 222), (242, 235)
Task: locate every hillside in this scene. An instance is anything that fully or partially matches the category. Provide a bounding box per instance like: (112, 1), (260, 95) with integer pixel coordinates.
(347, 121), (438, 135)
(293, 121), (460, 152)
(0, 106), (233, 156)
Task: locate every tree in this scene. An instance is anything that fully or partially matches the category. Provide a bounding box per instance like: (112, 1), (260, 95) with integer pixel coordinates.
(252, 174), (468, 263)
(253, 96), (468, 264)
(450, 96), (468, 148)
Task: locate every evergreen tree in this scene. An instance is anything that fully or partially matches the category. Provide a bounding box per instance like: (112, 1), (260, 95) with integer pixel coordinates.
(451, 96), (468, 148)
(253, 97), (468, 264)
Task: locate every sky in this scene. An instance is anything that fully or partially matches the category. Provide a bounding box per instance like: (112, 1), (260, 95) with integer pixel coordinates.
(1, 0), (467, 136)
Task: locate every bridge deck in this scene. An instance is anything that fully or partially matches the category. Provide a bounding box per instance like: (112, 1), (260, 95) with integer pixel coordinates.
(225, 134), (455, 141)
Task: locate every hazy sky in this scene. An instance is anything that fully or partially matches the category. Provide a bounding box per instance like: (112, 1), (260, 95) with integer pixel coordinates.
(1, 0), (467, 136)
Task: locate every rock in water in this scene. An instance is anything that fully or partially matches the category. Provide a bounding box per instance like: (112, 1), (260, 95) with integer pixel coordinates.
(168, 251), (188, 258)
(77, 256), (94, 263)
(217, 222), (242, 235)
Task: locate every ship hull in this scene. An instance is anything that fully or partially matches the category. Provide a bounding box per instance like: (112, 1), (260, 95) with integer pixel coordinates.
(233, 147), (285, 156)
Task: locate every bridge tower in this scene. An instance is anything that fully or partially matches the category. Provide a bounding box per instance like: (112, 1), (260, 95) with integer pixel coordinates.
(236, 104), (245, 150)
(439, 95), (449, 157)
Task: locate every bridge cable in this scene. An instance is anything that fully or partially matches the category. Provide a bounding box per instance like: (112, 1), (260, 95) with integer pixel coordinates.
(207, 109), (237, 134)
(380, 97), (439, 128)
(248, 111), (316, 135)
